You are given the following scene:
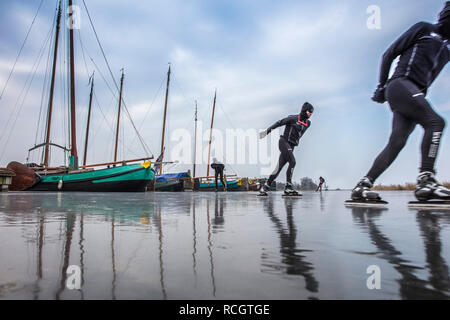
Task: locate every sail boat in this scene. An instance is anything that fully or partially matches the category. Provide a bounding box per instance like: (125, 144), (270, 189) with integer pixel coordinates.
(197, 90), (240, 191)
(153, 66), (190, 192)
(7, 0), (155, 192)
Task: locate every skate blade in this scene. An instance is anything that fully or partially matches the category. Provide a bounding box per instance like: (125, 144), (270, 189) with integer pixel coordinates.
(282, 194), (302, 198)
(257, 193), (268, 197)
(345, 199), (388, 208)
(408, 200), (450, 210)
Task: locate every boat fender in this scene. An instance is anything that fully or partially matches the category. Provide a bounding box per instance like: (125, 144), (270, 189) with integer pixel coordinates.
(34, 173), (42, 184)
(58, 179), (63, 190)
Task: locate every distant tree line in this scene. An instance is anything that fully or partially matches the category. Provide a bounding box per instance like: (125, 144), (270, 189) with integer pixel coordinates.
(373, 182), (450, 190)
(273, 177), (318, 191)
(300, 177), (318, 191)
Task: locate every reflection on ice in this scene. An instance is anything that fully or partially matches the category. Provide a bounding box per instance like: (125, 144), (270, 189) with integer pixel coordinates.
(0, 191), (449, 299)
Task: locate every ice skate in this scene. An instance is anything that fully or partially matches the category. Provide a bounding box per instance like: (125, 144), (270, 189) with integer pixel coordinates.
(345, 177), (387, 207)
(258, 183), (270, 197)
(282, 183), (302, 198)
(409, 172), (450, 209)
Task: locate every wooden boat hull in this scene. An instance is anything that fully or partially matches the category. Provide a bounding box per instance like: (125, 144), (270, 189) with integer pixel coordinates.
(10, 163), (155, 192)
(7, 161), (40, 191)
(154, 172), (190, 192)
(154, 179), (184, 192)
(198, 179), (240, 191)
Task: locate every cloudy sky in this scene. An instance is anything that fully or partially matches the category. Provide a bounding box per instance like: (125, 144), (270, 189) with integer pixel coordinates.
(0, 0), (448, 189)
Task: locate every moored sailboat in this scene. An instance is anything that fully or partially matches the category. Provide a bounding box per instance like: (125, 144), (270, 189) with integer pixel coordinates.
(7, 0), (154, 192)
(152, 65), (189, 191)
(196, 90), (241, 191)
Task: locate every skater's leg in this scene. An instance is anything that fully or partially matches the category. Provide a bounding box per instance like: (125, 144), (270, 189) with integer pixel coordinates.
(260, 139), (288, 195)
(267, 139), (289, 186)
(365, 111), (415, 181)
(215, 171), (219, 191)
(219, 170), (226, 190)
(413, 103), (449, 200)
(409, 99), (445, 173)
(278, 139), (300, 195)
(352, 79), (417, 200)
(382, 78), (449, 200)
(267, 155), (286, 186)
(386, 78), (445, 173)
(278, 139), (295, 191)
(284, 146), (296, 185)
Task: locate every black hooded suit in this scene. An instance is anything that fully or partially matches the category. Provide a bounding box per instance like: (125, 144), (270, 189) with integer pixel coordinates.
(266, 102), (313, 186)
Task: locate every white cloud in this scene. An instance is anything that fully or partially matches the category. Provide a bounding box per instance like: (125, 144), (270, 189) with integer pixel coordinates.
(259, 4), (348, 58)
(1, 0), (450, 187)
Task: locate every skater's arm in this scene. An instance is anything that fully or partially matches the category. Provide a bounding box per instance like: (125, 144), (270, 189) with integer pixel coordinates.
(267, 116), (295, 133)
(373, 22), (432, 103)
(260, 115), (297, 139)
(379, 22), (432, 87)
(260, 116), (295, 138)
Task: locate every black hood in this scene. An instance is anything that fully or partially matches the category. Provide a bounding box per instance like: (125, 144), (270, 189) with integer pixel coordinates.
(300, 102), (314, 120)
(438, 1), (450, 39)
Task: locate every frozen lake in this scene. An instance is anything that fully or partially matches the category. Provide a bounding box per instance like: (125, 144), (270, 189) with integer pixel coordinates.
(0, 190), (449, 300)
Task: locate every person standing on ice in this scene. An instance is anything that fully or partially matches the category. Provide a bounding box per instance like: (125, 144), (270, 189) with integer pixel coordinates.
(259, 102), (314, 196)
(211, 158), (226, 191)
(351, 2), (450, 202)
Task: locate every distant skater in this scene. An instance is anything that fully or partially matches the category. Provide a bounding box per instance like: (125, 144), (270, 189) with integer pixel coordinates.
(316, 176), (325, 192)
(351, 2), (450, 202)
(259, 102), (314, 196)
(211, 158), (226, 191)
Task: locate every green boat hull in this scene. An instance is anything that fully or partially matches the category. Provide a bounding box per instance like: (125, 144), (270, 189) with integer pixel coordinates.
(28, 164), (155, 192)
(198, 179), (240, 191)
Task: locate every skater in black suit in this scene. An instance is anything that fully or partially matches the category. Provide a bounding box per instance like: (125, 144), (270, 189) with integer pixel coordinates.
(352, 2), (450, 202)
(259, 102), (314, 196)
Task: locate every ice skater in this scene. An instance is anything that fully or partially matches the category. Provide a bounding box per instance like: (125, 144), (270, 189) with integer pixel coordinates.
(259, 102), (314, 196)
(351, 2), (450, 203)
(316, 176), (325, 192)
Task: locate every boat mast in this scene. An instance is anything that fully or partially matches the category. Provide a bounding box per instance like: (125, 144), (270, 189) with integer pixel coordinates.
(160, 65), (171, 175)
(68, 0), (78, 170)
(43, 1), (62, 168)
(113, 70), (124, 164)
(206, 90), (216, 177)
(193, 100), (198, 178)
(83, 73), (94, 166)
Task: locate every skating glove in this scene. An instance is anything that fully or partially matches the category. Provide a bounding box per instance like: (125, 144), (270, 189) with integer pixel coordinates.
(259, 129), (271, 139)
(372, 85), (386, 103)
